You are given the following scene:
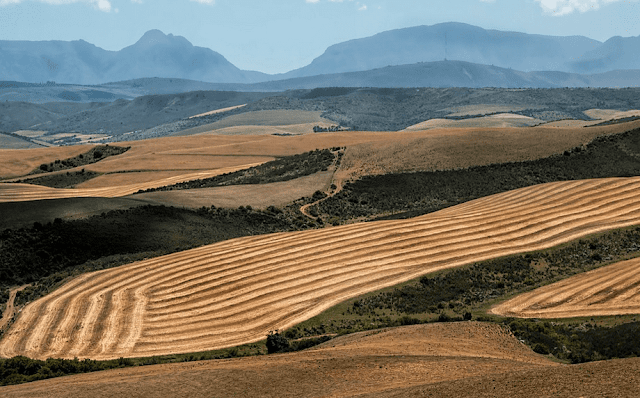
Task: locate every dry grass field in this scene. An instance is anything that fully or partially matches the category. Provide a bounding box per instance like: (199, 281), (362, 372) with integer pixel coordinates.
(2, 177), (640, 360)
(0, 322), (557, 398)
(0, 164), (263, 203)
(338, 119), (640, 182)
(188, 104), (246, 119)
(129, 168), (335, 209)
(491, 256), (640, 319)
(4, 119), (638, 189)
(403, 114), (543, 130)
(445, 104), (537, 117)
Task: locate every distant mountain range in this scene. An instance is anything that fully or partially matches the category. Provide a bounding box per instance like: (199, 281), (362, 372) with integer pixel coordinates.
(1, 22), (639, 87)
(0, 30), (268, 85)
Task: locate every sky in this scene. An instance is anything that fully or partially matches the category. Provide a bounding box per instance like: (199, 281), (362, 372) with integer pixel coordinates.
(0, 0), (639, 74)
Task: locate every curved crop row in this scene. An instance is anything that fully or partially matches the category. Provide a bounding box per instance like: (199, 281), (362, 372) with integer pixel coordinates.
(491, 257), (640, 318)
(0, 163), (263, 203)
(2, 177), (640, 360)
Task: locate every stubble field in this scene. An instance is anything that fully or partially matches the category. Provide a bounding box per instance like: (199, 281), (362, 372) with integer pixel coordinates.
(491, 256), (640, 319)
(1, 177), (640, 360)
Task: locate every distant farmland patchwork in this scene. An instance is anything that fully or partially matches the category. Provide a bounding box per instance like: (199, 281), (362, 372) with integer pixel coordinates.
(2, 177), (640, 360)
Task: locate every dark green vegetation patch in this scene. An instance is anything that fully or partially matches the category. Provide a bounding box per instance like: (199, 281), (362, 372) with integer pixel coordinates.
(29, 145), (129, 176)
(17, 169), (101, 189)
(314, 127), (640, 221)
(143, 148), (340, 192)
(509, 319), (640, 363)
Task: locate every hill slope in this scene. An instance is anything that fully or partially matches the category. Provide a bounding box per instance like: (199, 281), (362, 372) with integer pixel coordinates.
(0, 322), (555, 398)
(1, 177), (639, 360)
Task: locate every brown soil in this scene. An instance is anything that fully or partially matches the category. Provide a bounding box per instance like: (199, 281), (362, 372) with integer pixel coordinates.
(0, 322), (558, 398)
(491, 256), (640, 318)
(2, 177), (640, 360)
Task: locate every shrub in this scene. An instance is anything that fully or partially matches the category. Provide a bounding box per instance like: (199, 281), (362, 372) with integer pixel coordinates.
(266, 331), (290, 354)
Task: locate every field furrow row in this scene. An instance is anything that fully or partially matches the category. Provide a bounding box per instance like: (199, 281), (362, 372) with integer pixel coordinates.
(491, 256), (640, 318)
(1, 177), (640, 360)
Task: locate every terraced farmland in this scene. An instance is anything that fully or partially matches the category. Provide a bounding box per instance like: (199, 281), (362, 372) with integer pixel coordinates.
(2, 177), (640, 360)
(0, 163), (263, 202)
(491, 257), (640, 318)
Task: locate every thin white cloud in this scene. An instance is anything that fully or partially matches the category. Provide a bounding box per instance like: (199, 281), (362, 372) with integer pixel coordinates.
(0, 0), (112, 12)
(534, 0), (623, 16)
(305, 0), (368, 8)
(190, 0), (214, 4)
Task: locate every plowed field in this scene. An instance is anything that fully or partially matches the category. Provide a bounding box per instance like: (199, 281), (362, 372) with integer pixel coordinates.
(491, 257), (640, 318)
(2, 177), (640, 360)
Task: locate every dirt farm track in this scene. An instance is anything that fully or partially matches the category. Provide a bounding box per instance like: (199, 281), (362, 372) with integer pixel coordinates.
(1, 176), (640, 360)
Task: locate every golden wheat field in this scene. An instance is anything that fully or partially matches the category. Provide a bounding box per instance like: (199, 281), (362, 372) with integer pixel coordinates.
(2, 177), (640, 360)
(491, 256), (640, 318)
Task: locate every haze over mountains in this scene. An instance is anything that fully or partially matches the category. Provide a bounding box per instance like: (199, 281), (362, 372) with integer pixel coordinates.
(0, 30), (268, 85)
(1, 22), (639, 88)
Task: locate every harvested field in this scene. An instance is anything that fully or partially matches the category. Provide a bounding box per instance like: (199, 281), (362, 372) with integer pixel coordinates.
(491, 257), (640, 318)
(403, 114), (542, 130)
(129, 169), (334, 209)
(188, 104), (246, 119)
(0, 164), (263, 203)
(0, 322), (556, 398)
(2, 177), (640, 360)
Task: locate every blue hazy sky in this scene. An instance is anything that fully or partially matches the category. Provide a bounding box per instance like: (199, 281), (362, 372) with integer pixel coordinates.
(0, 0), (639, 74)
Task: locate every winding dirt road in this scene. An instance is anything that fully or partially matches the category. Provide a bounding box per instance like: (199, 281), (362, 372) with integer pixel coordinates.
(0, 285), (30, 332)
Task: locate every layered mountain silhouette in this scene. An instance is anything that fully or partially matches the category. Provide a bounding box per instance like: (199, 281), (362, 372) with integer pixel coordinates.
(570, 35), (640, 73)
(279, 22), (601, 78)
(1, 23), (639, 86)
(0, 30), (267, 85)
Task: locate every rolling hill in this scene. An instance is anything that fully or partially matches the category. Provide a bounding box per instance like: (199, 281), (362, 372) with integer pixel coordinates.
(1, 177), (639, 360)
